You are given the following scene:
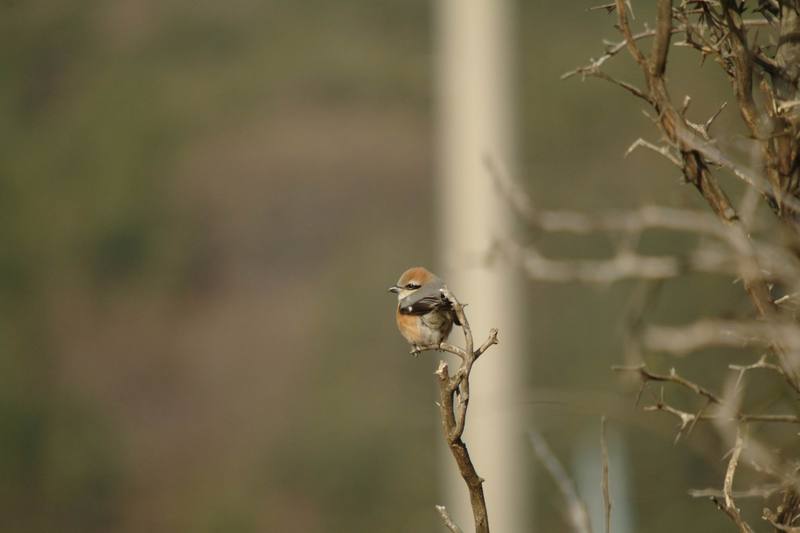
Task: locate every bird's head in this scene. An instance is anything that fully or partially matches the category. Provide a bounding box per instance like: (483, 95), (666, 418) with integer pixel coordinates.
(388, 266), (437, 301)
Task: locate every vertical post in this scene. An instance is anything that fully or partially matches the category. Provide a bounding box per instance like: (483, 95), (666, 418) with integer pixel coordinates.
(435, 0), (528, 531)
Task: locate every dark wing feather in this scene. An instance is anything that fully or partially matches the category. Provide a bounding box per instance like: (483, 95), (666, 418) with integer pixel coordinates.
(398, 279), (445, 315)
(398, 279), (461, 325)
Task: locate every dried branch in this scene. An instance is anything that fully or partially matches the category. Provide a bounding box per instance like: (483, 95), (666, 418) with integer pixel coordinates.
(435, 505), (463, 533)
(615, 360), (800, 513)
(720, 425), (754, 533)
(625, 137), (683, 166)
(610, 0), (788, 331)
(613, 364), (721, 403)
(528, 204), (724, 236)
(600, 416), (612, 533)
(432, 287), (499, 533)
(730, 354), (800, 394)
(488, 154), (738, 239)
(763, 508), (800, 533)
(642, 319), (800, 361)
(547, 3), (800, 529)
(561, 29), (657, 80)
(528, 429), (593, 533)
(650, 0), (673, 77)
(615, 363), (800, 422)
(690, 484), (785, 500)
(763, 486), (800, 532)
(721, 0), (761, 138)
(500, 238), (736, 285)
(616, 0), (647, 67)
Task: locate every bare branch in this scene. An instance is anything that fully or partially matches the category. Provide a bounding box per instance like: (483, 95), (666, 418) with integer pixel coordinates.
(643, 399), (800, 427)
(431, 288), (499, 533)
(730, 354), (797, 390)
(502, 238), (736, 285)
(557, 4), (800, 529)
(625, 138), (682, 166)
(615, 0), (647, 66)
(721, 0), (762, 137)
(613, 364), (722, 404)
(763, 506), (800, 532)
(528, 429), (593, 533)
(561, 29), (657, 80)
(689, 484), (784, 500)
(435, 505), (463, 533)
(650, 0), (673, 77)
(600, 416), (612, 533)
(642, 319), (800, 356)
(721, 425), (754, 533)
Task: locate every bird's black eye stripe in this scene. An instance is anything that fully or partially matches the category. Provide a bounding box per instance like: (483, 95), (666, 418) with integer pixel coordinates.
(405, 282), (421, 289)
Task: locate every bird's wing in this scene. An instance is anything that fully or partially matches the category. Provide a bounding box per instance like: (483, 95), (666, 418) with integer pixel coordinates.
(398, 280), (461, 325)
(398, 279), (446, 315)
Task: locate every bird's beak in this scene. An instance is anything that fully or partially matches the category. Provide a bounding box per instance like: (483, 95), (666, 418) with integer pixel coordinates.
(388, 285), (401, 294)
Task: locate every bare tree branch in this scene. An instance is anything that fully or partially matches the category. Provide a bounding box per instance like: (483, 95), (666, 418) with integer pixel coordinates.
(720, 425), (754, 533)
(436, 505), (463, 533)
(600, 416), (612, 533)
(690, 484), (785, 500)
(613, 364), (722, 404)
(544, 3), (800, 530)
(431, 287), (498, 533)
(528, 429), (593, 533)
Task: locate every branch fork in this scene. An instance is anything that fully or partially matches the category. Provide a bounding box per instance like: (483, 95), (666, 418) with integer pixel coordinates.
(413, 286), (498, 533)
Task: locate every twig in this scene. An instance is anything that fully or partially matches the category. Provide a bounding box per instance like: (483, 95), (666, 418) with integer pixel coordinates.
(435, 505), (463, 533)
(642, 319), (800, 356)
(613, 364), (722, 404)
(720, 425), (754, 533)
(730, 354), (799, 393)
(528, 429), (593, 533)
(763, 506), (800, 532)
(561, 29), (660, 79)
(625, 138), (682, 166)
(551, 2), (800, 530)
(501, 238), (735, 285)
(650, 0), (673, 77)
(615, 0), (647, 67)
(486, 155), (738, 240)
(600, 416), (611, 533)
(689, 484), (785, 499)
(433, 287), (499, 533)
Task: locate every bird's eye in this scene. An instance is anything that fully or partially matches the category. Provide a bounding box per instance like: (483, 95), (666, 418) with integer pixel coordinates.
(405, 282), (421, 290)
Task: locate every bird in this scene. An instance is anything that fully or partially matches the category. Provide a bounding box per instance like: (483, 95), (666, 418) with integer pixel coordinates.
(388, 266), (460, 354)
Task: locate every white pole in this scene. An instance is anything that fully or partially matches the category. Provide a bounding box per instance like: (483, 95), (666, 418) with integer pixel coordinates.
(436, 1), (528, 531)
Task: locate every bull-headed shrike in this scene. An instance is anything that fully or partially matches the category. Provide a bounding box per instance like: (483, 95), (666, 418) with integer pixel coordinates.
(388, 266), (460, 354)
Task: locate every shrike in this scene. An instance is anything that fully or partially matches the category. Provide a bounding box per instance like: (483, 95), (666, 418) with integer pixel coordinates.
(388, 266), (460, 353)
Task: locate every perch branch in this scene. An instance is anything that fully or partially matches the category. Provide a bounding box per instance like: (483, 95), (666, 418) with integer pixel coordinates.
(432, 287), (499, 533)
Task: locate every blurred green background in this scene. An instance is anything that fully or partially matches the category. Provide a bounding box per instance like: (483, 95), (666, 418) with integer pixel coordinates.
(2, 1), (793, 532)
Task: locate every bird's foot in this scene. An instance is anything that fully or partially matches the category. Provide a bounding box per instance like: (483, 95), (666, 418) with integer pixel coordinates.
(410, 346), (422, 358)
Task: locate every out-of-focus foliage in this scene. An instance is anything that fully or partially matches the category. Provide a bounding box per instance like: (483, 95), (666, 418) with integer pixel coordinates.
(2, 1), (434, 531)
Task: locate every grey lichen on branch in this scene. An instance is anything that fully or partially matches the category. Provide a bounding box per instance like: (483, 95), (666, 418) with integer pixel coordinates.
(418, 286), (498, 533)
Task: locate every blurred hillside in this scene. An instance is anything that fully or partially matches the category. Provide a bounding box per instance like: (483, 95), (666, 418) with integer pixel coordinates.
(1, 1), (785, 532)
(2, 1), (436, 531)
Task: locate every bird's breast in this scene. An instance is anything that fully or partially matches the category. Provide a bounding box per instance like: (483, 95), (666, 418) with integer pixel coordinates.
(396, 312), (422, 344)
(396, 308), (453, 346)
